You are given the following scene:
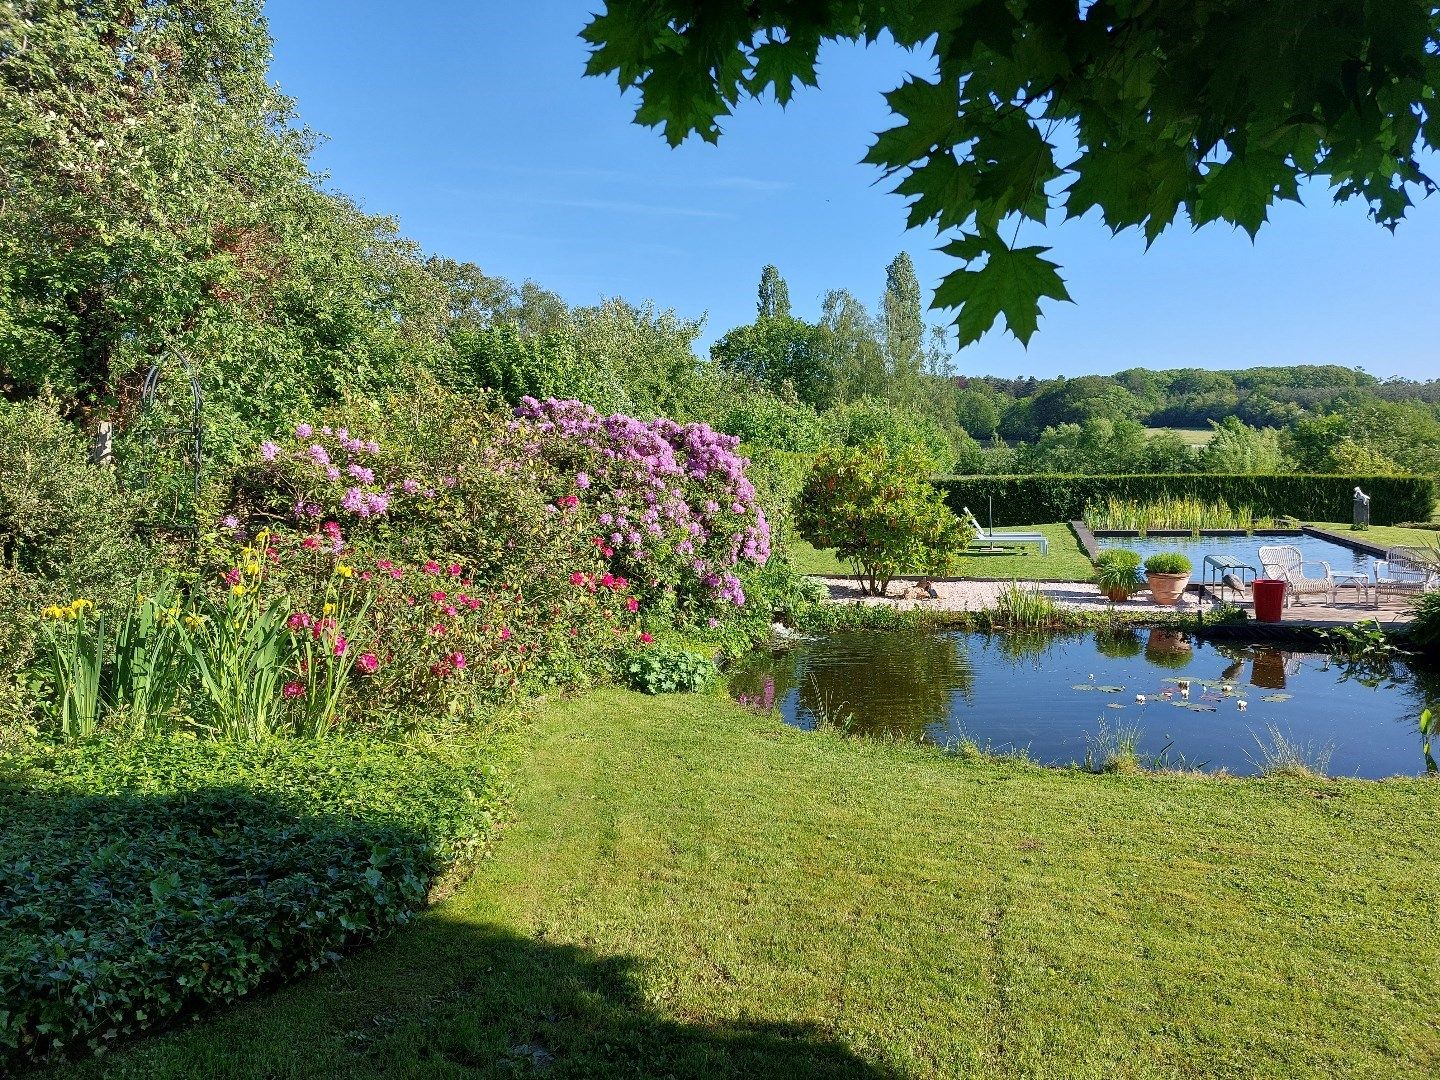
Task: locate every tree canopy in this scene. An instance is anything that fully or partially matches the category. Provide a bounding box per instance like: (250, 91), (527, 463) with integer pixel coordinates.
(582, 2), (1440, 346)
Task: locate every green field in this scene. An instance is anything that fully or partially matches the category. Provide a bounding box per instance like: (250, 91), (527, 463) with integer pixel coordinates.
(74, 690), (1440, 1079)
(790, 523), (1095, 583)
(1146, 427), (1216, 447)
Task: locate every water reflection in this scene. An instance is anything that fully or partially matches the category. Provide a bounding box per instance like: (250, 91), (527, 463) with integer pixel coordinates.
(728, 629), (1438, 778)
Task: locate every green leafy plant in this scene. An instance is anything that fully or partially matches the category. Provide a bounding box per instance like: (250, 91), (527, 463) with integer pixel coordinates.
(1094, 549), (1144, 600)
(1407, 591), (1440, 656)
(797, 444), (972, 596)
(0, 732), (505, 1071)
(623, 646), (716, 695)
(1421, 709), (1437, 775)
(1144, 553), (1193, 576)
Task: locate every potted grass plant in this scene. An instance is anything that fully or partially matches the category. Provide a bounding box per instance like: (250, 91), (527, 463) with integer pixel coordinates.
(1094, 549), (1145, 602)
(1144, 552), (1192, 606)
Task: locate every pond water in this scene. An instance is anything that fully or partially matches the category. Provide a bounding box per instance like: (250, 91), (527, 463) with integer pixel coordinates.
(727, 630), (1438, 778)
(1094, 533), (1378, 578)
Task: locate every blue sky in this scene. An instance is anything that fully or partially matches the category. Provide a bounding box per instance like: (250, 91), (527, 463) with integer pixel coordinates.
(267, 2), (1439, 380)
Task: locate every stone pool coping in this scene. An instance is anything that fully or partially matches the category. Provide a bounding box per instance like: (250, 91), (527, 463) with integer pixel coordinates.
(813, 574), (1415, 632)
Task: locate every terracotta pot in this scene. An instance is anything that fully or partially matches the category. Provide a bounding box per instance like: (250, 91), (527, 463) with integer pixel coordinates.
(1105, 586), (1133, 603)
(1147, 572), (1190, 606)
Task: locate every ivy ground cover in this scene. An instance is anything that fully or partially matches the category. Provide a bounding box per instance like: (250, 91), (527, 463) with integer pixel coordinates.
(65, 690), (1440, 1079)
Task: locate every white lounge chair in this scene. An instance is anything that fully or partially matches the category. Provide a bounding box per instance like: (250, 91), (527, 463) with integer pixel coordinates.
(1258, 544), (1335, 607)
(1374, 546), (1439, 609)
(962, 508), (1049, 555)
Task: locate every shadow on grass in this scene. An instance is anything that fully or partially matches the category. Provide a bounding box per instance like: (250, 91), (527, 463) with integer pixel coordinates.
(303, 917), (900, 1079)
(4, 779), (892, 1079)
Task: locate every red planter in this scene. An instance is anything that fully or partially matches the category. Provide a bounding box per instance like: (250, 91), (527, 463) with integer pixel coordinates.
(1252, 578), (1286, 623)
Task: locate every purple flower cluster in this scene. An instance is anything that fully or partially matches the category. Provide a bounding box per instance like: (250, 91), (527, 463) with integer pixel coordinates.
(261, 423), (442, 522)
(511, 398), (770, 606)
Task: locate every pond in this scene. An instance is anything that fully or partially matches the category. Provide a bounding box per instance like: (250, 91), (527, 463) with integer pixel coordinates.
(1094, 532), (1378, 578)
(727, 630), (1438, 778)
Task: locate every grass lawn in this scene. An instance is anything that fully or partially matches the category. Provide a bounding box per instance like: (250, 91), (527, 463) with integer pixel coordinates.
(1145, 427), (1216, 447)
(72, 689), (1440, 1079)
(1310, 522), (1440, 549)
(790, 523), (1095, 582)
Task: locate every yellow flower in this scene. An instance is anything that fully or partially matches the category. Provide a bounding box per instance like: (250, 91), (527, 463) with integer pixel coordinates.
(42, 605), (65, 620)
(322, 602), (336, 615)
(183, 614), (204, 629)
(231, 584), (247, 597)
(335, 564), (354, 579)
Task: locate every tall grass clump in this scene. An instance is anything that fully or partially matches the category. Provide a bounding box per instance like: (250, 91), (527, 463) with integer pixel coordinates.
(991, 581), (1061, 628)
(1085, 495), (1274, 534)
(1248, 725), (1335, 778)
(1084, 718), (1145, 773)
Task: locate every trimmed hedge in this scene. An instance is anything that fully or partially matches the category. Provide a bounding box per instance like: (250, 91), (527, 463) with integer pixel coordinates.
(937, 474), (1436, 527)
(0, 734), (507, 1071)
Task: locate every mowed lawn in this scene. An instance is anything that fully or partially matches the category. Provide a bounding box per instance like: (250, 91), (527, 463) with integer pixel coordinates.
(791, 523), (1095, 582)
(71, 690), (1440, 1079)
(1309, 522), (1440, 546)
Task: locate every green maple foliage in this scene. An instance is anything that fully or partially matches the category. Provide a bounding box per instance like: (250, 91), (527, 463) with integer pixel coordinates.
(583, 1), (1440, 345)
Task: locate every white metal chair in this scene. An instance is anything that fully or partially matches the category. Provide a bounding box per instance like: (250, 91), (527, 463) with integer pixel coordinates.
(1258, 544), (1335, 607)
(1374, 547), (1439, 609)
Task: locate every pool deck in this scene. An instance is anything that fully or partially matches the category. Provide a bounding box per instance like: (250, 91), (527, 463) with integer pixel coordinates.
(816, 576), (1415, 628)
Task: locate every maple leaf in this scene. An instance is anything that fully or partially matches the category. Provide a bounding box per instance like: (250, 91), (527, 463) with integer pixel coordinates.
(934, 232), (1072, 346)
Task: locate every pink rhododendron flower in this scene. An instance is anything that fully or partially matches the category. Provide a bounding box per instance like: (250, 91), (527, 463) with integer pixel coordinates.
(626, 597), (639, 613)
(283, 682), (305, 699)
(309, 445), (330, 466)
(450, 652), (466, 670)
(221, 568), (242, 586)
(333, 636), (348, 657)
(356, 652), (379, 673)
(498, 627), (511, 641)
(260, 440), (279, 461)
(295, 423), (314, 439)
(423, 561), (441, 575)
(639, 632), (654, 645)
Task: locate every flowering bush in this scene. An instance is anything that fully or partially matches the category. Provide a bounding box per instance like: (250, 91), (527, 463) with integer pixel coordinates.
(798, 444), (972, 596)
(510, 397), (771, 615)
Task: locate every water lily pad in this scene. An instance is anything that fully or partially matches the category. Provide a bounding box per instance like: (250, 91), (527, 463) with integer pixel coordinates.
(1105, 702), (1126, 710)
(1261, 693), (1293, 702)
(1172, 702), (1218, 712)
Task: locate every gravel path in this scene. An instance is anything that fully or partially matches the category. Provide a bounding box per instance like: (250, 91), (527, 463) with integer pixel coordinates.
(816, 575), (1203, 614)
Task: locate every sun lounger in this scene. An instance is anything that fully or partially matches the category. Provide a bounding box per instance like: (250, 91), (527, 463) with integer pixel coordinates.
(962, 508), (1049, 555)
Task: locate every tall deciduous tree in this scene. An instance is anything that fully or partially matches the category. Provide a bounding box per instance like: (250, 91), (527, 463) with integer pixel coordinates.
(583, 2), (1440, 346)
(881, 252), (924, 384)
(756, 264), (791, 319)
(1, 1), (448, 457)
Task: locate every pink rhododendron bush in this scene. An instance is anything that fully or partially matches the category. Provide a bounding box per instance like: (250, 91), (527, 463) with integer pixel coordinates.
(211, 393), (778, 723)
(511, 396), (770, 614)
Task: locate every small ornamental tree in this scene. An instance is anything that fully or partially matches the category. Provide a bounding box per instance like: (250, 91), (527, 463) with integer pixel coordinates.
(798, 445), (972, 597)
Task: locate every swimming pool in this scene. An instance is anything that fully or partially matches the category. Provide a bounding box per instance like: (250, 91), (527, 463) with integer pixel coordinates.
(1094, 532), (1377, 579)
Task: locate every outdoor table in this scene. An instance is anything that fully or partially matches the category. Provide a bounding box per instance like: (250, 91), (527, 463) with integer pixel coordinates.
(1202, 555), (1257, 604)
(1331, 569), (1371, 606)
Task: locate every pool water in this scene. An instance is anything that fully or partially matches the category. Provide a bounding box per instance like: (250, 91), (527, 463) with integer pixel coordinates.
(727, 630), (1438, 777)
(1095, 533), (1377, 579)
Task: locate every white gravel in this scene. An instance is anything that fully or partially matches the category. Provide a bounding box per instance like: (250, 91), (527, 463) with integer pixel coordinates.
(816, 575), (1204, 614)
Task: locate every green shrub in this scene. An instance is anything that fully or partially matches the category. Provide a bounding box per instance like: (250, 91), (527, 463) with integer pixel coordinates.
(1408, 591), (1440, 656)
(1144, 553), (1193, 575)
(936, 474), (1435, 527)
(622, 646), (716, 694)
(0, 733), (505, 1071)
(0, 396), (149, 607)
(798, 444), (973, 596)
